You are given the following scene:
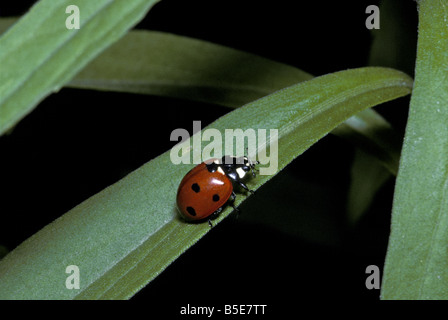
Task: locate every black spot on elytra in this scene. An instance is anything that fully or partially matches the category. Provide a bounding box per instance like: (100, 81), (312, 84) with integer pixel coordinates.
(186, 206), (196, 216)
(191, 183), (200, 193)
(212, 194), (220, 202)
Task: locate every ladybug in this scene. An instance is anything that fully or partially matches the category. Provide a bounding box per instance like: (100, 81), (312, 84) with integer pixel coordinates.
(176, 155), (258, 226)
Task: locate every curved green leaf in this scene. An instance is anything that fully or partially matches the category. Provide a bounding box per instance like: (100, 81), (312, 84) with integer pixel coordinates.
(346, 149), (392, 224)
(68, 30), (402, 175)
(68, 29), (404, 225)
(69, 30), (313, 107)
(0, 17), (404, 177)
(0, 67), (412, 299)
(381, 0), (448, 300)
(0, 0), (160, 136)
(1, 13), (402, 230)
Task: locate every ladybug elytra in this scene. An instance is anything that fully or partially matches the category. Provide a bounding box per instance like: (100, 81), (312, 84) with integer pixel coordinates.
(176, 155), (257, 225)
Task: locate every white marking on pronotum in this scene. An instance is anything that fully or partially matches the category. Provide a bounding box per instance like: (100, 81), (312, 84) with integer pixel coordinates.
(236, 167), (246, 179)
(216, 166), (225, 175)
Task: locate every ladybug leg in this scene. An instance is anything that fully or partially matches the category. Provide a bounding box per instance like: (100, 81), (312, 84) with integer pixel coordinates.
(211, 206), (223, 218)
(229, 191), (241, 219)
(229, 192), (238, 211)
(250, 160), (259, 177)
(238, 181), (255, 194)
(208, 206), (223, 227)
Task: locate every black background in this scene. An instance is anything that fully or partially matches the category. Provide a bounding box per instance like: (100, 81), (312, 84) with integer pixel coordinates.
(0, 0), (417, 309)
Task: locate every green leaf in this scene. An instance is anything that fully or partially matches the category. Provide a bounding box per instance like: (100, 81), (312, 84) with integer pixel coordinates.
(69, 29), (403, 224)
(381, 0), (448, 300)
(332, 107), (402, 176)
(0, 17), (402, 177)
(0, 0), (160, 136)
(346, 149), (391, 225)
(68, 30), (313, 107)
(333, 108), (401, 224)
(69, 30), (402, 174)
(0, 67), (412, 299)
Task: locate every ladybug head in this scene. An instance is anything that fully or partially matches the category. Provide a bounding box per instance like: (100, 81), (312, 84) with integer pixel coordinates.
(240, 156), (259, 178)
(236, 156), (258, 179)
(219, 155), (259, 179)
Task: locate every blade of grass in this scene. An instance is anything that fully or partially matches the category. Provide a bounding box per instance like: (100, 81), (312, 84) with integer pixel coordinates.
(68, 30), (313, 107)
(1, 14), (401, 229)
(332, 107), (402, 175)
(68, 29), (405, 225)
(347, 0), (417, 226)
(0, 67), (412, 299)
(381, 0), (448, 299)
(333, 108), (401, 224)
(0, 18), (405, 177)
(0, 0), (160, 136)
(346, 149), (392, 224)
(68, 30), (403, 175)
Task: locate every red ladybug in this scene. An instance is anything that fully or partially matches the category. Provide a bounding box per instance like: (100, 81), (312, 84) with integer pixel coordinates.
(176, 155), (257, 225)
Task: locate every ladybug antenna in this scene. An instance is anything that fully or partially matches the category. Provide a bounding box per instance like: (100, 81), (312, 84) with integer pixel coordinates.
(246, 155), (258, 177)
(244, 147), (259, 176)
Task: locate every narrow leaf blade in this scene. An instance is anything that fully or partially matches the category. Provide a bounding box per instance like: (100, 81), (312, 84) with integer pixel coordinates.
(0, 67), (412, 299)
(381, 0), (448, 299)
(0, 0), (160, 136)
(68, 30), (403, 175)
(68, 30), (313, 107)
